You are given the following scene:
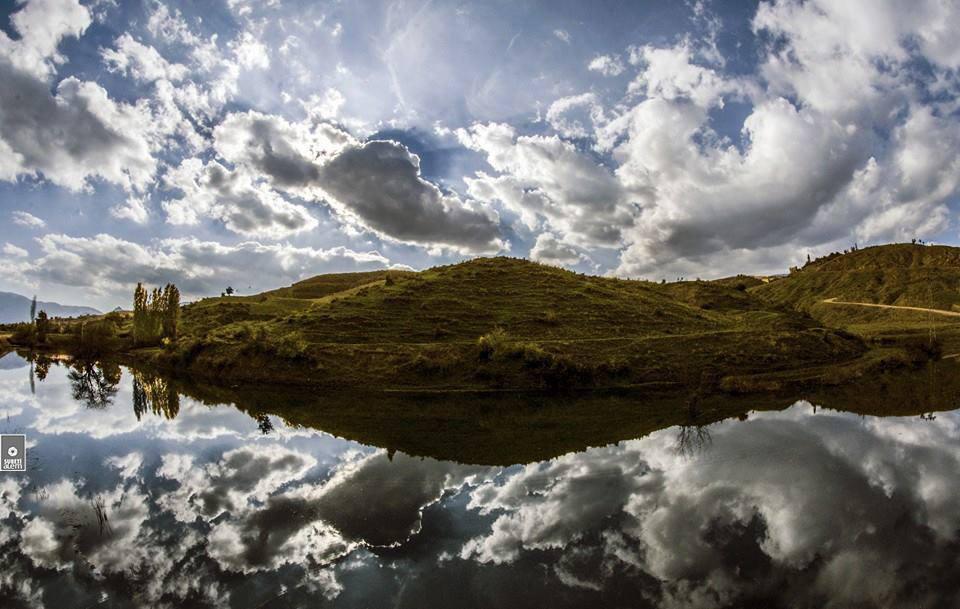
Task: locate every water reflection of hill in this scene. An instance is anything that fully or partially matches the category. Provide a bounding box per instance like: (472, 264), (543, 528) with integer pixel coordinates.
(19, 351), (959, 466)
(163, 360), (960, 466)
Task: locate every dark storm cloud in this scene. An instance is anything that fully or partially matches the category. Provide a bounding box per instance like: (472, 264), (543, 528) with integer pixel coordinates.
(244, 117), (323, 187)
(318, 140), (501, 252)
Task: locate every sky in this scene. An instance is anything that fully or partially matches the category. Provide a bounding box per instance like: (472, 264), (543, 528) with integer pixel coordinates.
(0, 0), (959, 310)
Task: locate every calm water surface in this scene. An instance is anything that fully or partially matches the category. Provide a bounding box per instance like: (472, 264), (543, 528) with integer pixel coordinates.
(1, 352), (959, 608)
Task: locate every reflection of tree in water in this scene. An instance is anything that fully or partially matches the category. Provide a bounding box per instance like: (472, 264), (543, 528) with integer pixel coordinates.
(674, 424), (713, 458)
(28, 354), (55, 395)
(68, 362), (120, 409)
(255, 414), (274, 435)
(132, 371), (180, 420)
(34, 356), (52, 381)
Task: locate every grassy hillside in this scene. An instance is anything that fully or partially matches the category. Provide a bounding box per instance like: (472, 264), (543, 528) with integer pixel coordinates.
(748, 243), (960, 354)
(753, 244), (960, 312)
(148, 257), (868, 392)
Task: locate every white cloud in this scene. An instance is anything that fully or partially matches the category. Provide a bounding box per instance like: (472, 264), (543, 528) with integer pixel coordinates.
(587, 54), (625, 77)
(2, 243), (28, 258)
(101, 33), (189, 83)
(455, 0), (960, 279)
(553, 29), (571, 44)
(628, 42), (746, 109)
(146, 2), (202, 47)
(207, 111), (503, 252)
(11, 211), (46, 229)
(110, 196), (150, 224)
(0, 1), (165, 194)
(459, 122), (631, 247)
(212, 111), (352, 191)
(301, 88), (346, 121)
(0, 0), (91, 79)
(231, 31), (270, 71)
(0, 66), (158, 192)
(163, 157), (318, 239)
(545, 93), (606, 140)
(18, 233), (392, 298)
(142, 2), (245, 123)
(529, 232), (588, 266)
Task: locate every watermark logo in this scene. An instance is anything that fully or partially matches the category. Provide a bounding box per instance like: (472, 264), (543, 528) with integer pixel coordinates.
(1, 435), (26, 472)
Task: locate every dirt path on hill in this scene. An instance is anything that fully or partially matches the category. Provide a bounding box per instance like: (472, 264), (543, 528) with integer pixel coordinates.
(820, 298), (960, 317)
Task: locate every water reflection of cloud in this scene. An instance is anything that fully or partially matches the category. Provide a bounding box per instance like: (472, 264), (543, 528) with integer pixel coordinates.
(308, 450), (492, 547)
(21, 480), (150, 573)
(460, 406), (960, 607)
(157, 444), (319, 522)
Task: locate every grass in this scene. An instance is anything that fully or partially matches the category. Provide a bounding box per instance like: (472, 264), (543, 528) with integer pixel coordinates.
(126, 256), (867, 392)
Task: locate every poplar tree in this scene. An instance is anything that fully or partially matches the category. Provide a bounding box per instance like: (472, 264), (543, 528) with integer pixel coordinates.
(149, 287), (164, 341)
(133, 282), (181, 345)
(133, 283), (148, 345)
(162, 283), (180, 340)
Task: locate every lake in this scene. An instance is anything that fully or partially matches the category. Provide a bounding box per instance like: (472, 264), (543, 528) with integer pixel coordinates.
(1, 351), (959, 608)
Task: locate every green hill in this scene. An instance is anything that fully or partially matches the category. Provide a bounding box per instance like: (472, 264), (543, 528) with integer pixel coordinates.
(160, 257), (866, 392)
(749, 243), (960, 351)
(753, 244), (960, 312)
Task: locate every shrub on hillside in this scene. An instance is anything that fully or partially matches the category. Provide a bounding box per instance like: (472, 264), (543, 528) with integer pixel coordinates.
(539, 310), (560, 325)
(410, 350), (462, 376)
(477, 327), (509, 360)
(104, 311), (126, 324)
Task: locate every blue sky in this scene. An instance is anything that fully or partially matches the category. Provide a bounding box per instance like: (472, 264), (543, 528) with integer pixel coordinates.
(1, 0), (959, 309)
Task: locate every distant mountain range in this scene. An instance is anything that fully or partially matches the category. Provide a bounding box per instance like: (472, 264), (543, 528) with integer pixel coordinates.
(0, 291), (101, 323)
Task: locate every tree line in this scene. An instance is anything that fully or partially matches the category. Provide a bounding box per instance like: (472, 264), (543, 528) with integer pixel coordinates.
(133, 283), (180, 346)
